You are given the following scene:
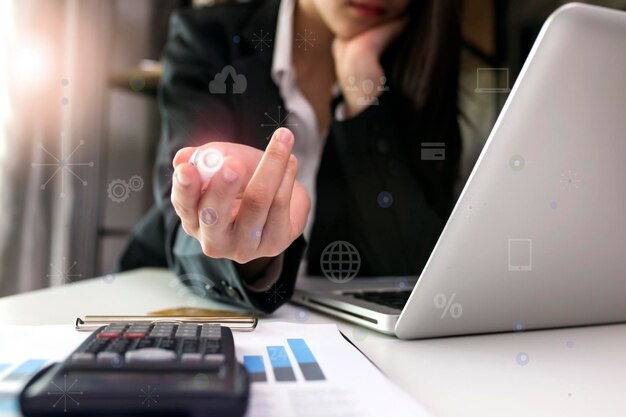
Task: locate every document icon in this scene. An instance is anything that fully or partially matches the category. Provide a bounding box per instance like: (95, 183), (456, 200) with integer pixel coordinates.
(508, 238), (532, 271)
(421, 142), (446, 161)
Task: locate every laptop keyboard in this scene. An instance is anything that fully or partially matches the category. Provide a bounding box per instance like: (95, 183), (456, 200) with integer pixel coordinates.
(347, 290), (412, 310)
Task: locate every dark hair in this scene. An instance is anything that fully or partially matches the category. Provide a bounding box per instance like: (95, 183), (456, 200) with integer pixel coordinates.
(387, 0), (462, 217)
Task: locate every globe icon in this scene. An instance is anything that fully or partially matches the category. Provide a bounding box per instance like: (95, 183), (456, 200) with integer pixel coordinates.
(320, 241), (361, 283)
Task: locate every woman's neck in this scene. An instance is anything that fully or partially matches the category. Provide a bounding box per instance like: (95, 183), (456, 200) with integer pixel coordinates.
(291, 0), (336, 134)
(293, 0), (334, 68)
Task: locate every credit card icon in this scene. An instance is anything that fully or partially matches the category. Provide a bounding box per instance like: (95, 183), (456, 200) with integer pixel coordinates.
(421, 142), (446, 161)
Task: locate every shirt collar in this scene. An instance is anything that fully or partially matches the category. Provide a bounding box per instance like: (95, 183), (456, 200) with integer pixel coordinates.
(271, 0), (296, 85)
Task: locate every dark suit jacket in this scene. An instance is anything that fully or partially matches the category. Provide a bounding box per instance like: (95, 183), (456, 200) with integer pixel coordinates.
(119, 0), (460, 314)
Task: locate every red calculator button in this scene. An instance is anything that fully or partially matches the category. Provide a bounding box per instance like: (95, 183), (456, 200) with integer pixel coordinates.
(97, 332), (120, 339)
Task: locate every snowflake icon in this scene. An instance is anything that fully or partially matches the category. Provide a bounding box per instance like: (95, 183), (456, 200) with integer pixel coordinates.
(47, 257), (82, 284)
(47, 373), (82, 412)
(560, 170), (581, 191)
(260, 105), (298, 139)
(251, 29), (272, 52)
(139, 384), (159, 408)
(267, 283), (286, 304)
(296, 29), (316, 51)
(31, 135), (94, 197)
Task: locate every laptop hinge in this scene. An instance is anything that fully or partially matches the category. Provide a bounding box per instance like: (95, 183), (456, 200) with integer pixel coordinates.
(306, 298), (379, 324)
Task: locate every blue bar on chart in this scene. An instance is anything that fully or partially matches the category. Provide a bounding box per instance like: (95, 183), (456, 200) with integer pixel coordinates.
(1, 359), (47, 381)
(0, 394), (18, 412)
(287, 339), (325, 381)
(266, 346), (296, 382)
(243, 355), (267, 382)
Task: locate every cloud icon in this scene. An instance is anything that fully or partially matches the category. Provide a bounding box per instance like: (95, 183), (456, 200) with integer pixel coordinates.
(209, 65), (247, 94)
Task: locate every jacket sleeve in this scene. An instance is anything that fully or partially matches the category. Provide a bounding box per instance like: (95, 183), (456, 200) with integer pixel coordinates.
(155, 11), (305, 313)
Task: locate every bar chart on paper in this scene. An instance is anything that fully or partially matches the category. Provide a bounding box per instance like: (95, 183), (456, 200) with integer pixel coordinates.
(233, 323), (431, 417)
(0, 359), (50, 414)
(0, 360), (47, 382)
(242, 338), (325, 383)
(0, 325), (91, 416)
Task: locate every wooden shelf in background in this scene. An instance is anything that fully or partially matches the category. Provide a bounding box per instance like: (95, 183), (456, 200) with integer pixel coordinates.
(109, 64), (162, 96)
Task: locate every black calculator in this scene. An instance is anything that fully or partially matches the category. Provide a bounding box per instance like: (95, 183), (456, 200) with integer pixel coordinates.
(19, 322), (250, 417)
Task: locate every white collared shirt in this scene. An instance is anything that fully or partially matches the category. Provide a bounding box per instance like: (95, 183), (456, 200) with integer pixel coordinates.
(271, 0), (327, 242)
(245, 0), (328, 289)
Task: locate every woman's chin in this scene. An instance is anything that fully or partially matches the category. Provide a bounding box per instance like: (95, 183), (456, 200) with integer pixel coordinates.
(331, 24), (373, 40)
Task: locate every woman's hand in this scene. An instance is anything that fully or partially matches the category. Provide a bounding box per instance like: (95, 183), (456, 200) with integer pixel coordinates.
(332, 18), (407, 117)
(170, 128), (311, 280)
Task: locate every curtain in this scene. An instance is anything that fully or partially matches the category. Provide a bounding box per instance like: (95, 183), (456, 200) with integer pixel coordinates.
(0, 0), (113, 296)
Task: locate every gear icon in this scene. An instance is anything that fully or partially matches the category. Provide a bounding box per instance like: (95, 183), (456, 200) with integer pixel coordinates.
(128, 175), (144, 192)
(108, 179), (131, 203)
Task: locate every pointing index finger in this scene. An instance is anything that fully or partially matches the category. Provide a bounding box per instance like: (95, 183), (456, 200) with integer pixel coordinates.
(235, 128), (295, 240)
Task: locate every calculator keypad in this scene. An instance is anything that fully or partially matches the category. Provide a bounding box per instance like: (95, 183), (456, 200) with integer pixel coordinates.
(70, 323), (225, 371)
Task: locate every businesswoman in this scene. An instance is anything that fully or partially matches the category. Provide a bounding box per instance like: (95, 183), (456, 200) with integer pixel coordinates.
(120, 0), (461, 313)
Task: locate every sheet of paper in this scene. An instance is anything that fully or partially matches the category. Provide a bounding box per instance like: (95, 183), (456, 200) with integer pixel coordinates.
(0, 325), (90, 415)
(0, 323), (430, 417)
(234, 322), (430, 417)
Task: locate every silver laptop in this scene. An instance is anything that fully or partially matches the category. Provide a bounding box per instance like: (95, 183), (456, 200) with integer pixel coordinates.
(292, 3), (626, 339)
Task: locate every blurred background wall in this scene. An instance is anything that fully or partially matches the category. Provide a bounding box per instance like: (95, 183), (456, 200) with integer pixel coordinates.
(0, 0), (624, 296)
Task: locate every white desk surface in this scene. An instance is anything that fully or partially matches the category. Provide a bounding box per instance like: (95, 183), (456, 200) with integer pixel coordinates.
(0, 268), (624, 417)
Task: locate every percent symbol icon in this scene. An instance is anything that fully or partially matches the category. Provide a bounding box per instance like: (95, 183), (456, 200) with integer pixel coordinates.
(434, 293), (463, 319)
